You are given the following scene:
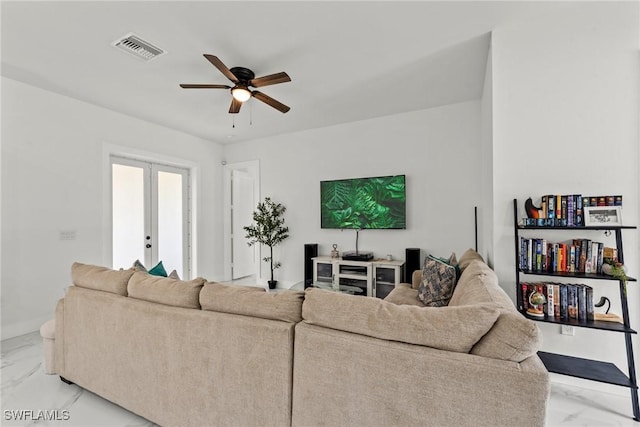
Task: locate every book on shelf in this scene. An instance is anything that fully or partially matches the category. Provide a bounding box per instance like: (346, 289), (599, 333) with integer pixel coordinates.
(575, 195), (584, 227)
(585, 285), (594, 321)
(603, 247), (618, 263)
(559, 284), (568, 319)
(546, 283), (555, 317)
(553, 284), (561, 319)
(567, 284), (578, 319)
(577, 284), (587, 320)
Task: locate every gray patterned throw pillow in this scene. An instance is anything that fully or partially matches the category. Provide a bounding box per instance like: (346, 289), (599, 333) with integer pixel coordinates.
(417, 253), (458, 307)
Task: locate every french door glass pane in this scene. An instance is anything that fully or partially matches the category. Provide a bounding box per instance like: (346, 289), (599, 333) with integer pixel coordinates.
(157, 171), (183, 276)
(112, 164), (145, 270)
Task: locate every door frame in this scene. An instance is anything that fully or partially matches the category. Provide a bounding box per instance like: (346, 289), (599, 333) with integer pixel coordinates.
(223, 160), (260, 281)
(103, 144), (196, 277)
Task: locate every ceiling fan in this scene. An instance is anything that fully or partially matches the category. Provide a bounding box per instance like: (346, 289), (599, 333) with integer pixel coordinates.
(180, 54), (291, 114)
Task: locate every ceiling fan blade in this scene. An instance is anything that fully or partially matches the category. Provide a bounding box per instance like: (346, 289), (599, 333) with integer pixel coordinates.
(229, 97), (242, 114)
(252, 91), (290, 113)
(180, 84), (231, 89)
(250, 72), (291, 88)
(204, 54), (239, 83)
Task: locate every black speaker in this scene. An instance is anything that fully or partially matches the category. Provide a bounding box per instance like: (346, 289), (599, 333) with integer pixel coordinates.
(304, 243), (318, 288)
(405, 248), (421, 283)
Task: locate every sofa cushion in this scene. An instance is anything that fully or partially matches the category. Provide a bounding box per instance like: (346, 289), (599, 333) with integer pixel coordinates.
(383, 284), (426, 307)
(302, 288), (499, 353)
(127, 272), (205, 309)
(200, 283), (305, 323)
(457, 248), (484, 273)
(471, 311), (542, 362)
(71, 262), (134, 296)
(449, 260), (512, 309)
(417, 253), (458, 307)
(449, 260), (541, 362)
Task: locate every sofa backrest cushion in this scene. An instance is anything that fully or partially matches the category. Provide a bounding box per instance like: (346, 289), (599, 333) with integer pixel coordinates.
(127, 272), (205, 309)
(457, 248), (485, 273)
(302, 288), (499, 353)
(449, 260), (512, 309)
(71, 262), (134, 296)
(449, 260), (541, 362)
(200, 283), (305, 323)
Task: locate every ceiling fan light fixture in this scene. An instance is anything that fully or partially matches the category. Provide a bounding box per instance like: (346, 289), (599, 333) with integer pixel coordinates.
(231, 85), (251, 102)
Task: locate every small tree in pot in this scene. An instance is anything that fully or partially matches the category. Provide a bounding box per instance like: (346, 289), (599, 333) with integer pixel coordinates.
(244, 197), (289, 289)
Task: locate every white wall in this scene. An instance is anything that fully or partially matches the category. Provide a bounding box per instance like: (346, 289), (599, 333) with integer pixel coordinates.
(1, 77), (225, 339)
(223, 101), (482, 287)
(492, 2), (639, 394)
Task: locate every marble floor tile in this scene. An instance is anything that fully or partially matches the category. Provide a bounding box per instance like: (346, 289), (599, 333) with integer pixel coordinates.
(2, 331), (639, 426)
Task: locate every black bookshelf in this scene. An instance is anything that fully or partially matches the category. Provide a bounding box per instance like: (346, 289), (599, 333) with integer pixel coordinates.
(518, 225), (637, 231)
(523, 312), (636, 334)
(513, 198), (639, 421)
(518, 269), (636, 282)
(539, 352), (635, 388)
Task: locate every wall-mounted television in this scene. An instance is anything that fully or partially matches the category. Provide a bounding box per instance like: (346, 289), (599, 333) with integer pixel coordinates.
(320, 174), (406, 229)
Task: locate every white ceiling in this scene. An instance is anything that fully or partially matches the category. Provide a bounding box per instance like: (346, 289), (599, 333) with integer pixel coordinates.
(1, 1), (575, 144)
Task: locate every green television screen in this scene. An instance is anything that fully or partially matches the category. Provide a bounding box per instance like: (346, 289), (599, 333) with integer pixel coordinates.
(320, 175), (406, 229)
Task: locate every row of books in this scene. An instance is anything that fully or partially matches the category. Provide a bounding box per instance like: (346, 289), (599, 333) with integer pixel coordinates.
(519, 237), (618, 274)
(522, 282), (594, 321)
(523, 194), (622, 227)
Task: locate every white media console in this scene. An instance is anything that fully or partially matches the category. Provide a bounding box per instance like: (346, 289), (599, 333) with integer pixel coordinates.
(312, 256), (405, 298)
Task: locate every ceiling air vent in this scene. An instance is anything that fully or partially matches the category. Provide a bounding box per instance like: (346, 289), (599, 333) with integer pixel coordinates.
(112, 33), (166, 62)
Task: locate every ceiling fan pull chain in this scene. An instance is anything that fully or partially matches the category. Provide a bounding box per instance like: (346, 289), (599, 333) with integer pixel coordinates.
(232, 115), (235, 128)
(250, 101), (253, 126)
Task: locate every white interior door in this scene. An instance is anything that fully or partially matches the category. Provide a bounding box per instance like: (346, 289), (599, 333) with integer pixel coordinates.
(223, 160), (260, 282)
(231, 169), (256, 279)
(111, 156), (190, 278)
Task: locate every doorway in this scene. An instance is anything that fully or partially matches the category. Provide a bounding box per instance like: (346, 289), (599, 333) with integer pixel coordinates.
(223, 160), (260, 281)
(111, 156), (190, 278)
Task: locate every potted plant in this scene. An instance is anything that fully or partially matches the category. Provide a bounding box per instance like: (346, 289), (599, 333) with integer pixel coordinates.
(602, 259), (629, 295)
(244, 197), (289, 289)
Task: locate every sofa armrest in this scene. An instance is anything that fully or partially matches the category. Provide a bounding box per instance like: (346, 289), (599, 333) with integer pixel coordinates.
(411, 269), (422, 289)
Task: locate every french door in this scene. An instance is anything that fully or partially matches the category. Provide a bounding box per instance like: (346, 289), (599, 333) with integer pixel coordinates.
(111, 156), (190, 278)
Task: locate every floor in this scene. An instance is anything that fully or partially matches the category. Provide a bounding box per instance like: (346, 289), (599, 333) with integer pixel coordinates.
(2, 331), (639, 427)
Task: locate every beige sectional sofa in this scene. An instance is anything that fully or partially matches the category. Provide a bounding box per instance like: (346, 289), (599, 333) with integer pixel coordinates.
(54, 250), (549, 427)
